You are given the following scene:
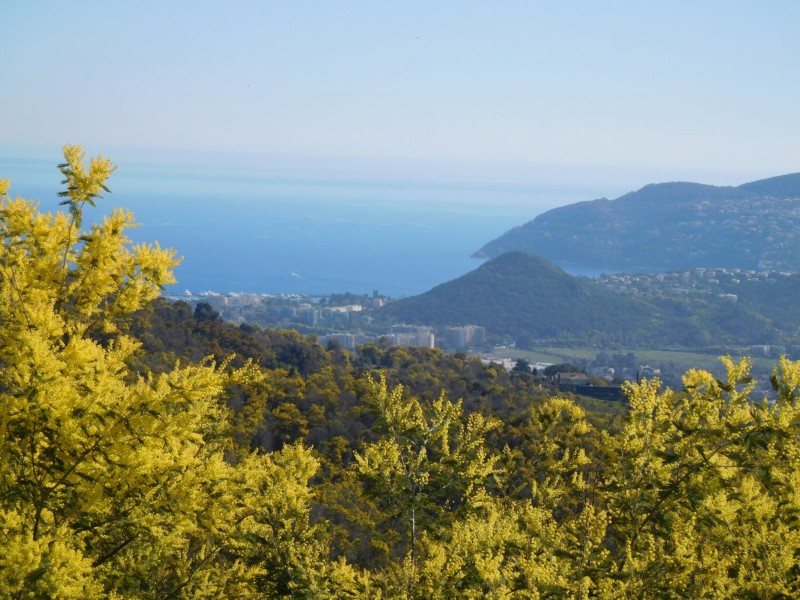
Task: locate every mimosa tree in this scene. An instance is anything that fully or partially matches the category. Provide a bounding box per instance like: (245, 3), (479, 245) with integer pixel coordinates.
(0, 147), (357, 598)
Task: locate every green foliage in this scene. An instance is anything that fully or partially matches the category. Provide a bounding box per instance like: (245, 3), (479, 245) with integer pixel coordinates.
(354, 375), (498, 546)
(543, 362), (582, 376)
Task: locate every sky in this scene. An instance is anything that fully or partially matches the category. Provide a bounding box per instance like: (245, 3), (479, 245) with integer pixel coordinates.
(2, 1), (799, 191)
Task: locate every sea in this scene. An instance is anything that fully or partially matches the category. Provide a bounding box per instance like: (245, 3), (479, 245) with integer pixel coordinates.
(0, 155), (615, 298)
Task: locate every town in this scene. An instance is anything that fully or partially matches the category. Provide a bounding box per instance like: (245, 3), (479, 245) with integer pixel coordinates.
(164, 263), (799, 400)
(170, 289), (488, 352)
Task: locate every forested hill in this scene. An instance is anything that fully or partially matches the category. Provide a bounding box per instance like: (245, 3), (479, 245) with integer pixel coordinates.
(473, 173), (800, 271)
(380, 251), (786, 347)
(382, 251), (655, 342)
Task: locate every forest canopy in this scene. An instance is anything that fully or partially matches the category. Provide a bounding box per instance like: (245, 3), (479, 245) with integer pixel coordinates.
(2, 148), (800, 598)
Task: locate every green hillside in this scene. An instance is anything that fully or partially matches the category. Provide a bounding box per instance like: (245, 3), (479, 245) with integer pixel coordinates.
(382, 251), (655, 343)
(381, 252), (791, 348)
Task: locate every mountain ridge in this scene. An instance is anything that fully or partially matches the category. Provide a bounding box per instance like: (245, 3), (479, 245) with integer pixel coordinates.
(474, 173), (800, 271)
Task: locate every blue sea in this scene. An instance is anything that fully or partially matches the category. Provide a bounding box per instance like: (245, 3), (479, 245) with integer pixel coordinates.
(0, 155), (610, 297)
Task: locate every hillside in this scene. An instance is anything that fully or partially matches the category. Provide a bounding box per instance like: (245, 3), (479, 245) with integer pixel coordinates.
(381, 252), (786, 348)
(474, 174), (800, 271)
(382, 252), (656, 343)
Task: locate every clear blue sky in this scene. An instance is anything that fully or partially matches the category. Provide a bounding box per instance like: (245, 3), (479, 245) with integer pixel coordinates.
(2, 1), (799, 188)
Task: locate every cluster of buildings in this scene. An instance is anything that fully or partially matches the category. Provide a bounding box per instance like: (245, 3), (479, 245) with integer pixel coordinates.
(320, 332), (374, 351)
(178, 291), (379, 328)
(321, 324), (487, 352)
(442, 325), (486, 348)
(273, 302), (364, 327)
(386, 327), (436, 349)
(173, 290), (490, 354)
(319, 327), (435, 351)
(596, 267), (797, 299)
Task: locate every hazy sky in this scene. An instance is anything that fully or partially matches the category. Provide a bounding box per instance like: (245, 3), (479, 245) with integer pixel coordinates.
(2, 1), (799, 187)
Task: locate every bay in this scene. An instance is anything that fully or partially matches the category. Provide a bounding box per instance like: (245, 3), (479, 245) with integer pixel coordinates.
(0, 155), (603, 297)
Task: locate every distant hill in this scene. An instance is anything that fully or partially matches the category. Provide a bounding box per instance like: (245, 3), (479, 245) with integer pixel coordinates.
(382, 252), (655, 343)
(381, 252), (787, 348)
(474, 174), (800, 272)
